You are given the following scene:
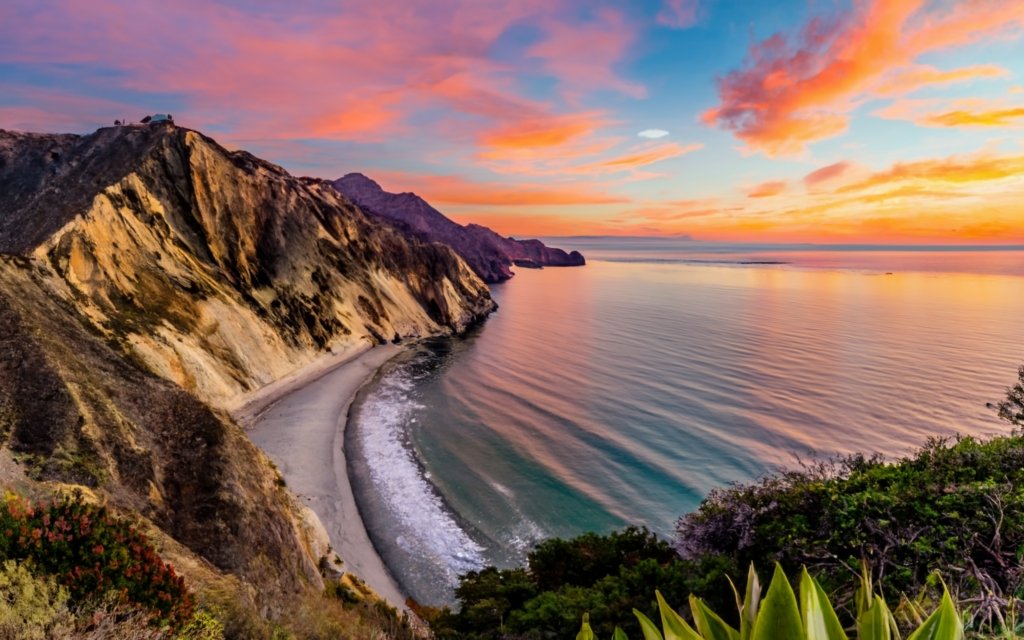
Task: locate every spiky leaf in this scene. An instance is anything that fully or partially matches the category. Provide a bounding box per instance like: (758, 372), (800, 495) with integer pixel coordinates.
(690, 595), (739, 640)
(635, 609), (666, 640)
(906, 588), (962, 640)
(799, 567), (847, 640)
(858, 596), (893, 640)
(656, 591), (702, 640)
(751, 564), (803, 640)
(729, 563), (761, 640)
(577, 613), (595, 640)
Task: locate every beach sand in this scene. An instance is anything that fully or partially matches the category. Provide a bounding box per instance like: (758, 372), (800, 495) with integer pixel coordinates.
(237, 343), (408, 608)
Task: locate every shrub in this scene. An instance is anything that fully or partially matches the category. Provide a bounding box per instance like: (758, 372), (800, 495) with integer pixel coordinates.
(675, 434), (1024, 623)
(0, 493), (193, 628)
(0, 559), (74, 640)
(434, 527), (714, 639)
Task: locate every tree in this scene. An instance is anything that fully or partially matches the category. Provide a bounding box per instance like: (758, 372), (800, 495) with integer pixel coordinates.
(997, 365), (1024, 426)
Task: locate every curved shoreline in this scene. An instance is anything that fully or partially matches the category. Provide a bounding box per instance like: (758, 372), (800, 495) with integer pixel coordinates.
(237, 343), (408, 608)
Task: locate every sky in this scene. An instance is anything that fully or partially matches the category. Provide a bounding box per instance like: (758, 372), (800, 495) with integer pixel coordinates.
(1, 0), (1023, 243)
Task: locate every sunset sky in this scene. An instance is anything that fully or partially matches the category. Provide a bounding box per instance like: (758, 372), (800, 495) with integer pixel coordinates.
(2, 0), (1023, 242)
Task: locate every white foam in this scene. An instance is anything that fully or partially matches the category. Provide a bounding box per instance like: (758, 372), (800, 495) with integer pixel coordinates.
(479, 479), (547, 556)
(355, 368), (485, 585)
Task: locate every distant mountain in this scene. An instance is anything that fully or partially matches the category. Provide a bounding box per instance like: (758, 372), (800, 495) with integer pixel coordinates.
(0, 123), (495, 625)
(333, 173), (585, 283)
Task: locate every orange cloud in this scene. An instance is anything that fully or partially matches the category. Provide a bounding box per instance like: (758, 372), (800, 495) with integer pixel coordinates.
(803, 161), (851, 187)
(875, 97), (1024, 129)
(372, 172), (627, 206)
(925, 107), (1024, 128)
(446, 212), (602, 237)
(705, 0), (1024, 155)
(479, 112), (608, 151)
(307, 92), (408, 142)
(873, 64), (1009, 96)
(746, 180), (787, 198)
(837, 152), (1024, 193)
(577, 142), (703, 174)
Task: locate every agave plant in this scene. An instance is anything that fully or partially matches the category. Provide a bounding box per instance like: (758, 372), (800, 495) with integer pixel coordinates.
(577, 563), (964, 640)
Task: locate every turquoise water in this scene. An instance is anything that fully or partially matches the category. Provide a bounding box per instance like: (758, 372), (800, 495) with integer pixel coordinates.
(347, 241), (1024, 605)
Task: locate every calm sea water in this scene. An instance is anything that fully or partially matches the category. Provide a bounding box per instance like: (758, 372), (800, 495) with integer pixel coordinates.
(347, 240), (1024, 605)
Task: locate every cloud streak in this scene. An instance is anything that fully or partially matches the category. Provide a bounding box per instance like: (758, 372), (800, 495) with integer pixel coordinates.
(746, 180), (787, 198)
(803, 161), (851, 187)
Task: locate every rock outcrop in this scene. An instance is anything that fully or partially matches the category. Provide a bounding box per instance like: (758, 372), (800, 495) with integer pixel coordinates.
(0, 123), (497, 628)
(333, 173), (585, 283)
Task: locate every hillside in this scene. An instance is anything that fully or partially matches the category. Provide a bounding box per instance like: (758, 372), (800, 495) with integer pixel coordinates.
(334, 173), (585, 283)
(0, 124), (495, 409)
(0, 122), (497, 635)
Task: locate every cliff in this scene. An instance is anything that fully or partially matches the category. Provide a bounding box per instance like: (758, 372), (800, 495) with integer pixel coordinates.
(333, 173), (585, 283)
(0, 125), (495, 409)
(0, 123), (496, 633)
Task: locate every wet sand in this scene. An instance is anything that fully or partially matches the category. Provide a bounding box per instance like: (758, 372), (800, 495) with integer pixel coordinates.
(238, 344), (407, 608)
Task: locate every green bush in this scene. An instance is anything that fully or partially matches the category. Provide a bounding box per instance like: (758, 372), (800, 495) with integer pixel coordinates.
(675, 433), (1024, 625)
(0, 493), (193, 628)
(0, 559), (74, 640)
(431, 527), (722, 639)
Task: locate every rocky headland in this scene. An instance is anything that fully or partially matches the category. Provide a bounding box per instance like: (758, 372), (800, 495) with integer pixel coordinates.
(0, 122), (498, 634)
(333, 172), (585, 283)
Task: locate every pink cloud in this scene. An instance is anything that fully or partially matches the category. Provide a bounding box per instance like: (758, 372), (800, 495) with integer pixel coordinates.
(803, 161), (851, 187)
(745, 180), (787, 198)
(527, 8), (646, 100)
(370, 171), (628, 206)
(704, 0), (1024, 156)
(0, 0), (644, 150)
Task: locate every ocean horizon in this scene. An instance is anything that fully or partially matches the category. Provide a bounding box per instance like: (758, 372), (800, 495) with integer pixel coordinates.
(348, 239), (1024, 605)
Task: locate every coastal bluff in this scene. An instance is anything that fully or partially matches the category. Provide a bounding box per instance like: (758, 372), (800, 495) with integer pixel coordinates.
(334, 172), (585, 284)
(0, 123), (496, 633)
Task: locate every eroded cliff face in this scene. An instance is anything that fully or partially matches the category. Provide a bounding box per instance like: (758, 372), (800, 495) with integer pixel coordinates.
(1, 125), (494, 409)
(0, 124), (497, 628)
(0, 255), (325, 618)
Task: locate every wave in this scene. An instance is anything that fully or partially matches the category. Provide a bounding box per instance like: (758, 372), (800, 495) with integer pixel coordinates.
(351, 363), (485, 595)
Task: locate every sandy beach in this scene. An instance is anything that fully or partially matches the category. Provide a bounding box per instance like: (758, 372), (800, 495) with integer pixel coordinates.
(237, 343), (408, 608)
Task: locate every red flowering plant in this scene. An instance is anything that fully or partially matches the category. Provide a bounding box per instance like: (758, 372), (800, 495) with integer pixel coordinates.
(0, 493), (194, 628)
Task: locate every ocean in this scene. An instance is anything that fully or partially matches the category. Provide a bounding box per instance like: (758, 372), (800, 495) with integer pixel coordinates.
(346, 239), (1024, 605)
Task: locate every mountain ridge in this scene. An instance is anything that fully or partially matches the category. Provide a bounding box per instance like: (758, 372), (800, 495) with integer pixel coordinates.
(333, 172), (585, 283)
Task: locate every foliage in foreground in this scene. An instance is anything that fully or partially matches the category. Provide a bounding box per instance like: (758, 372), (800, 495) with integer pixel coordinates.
(676, 433), (1024, 629)
(578, 563), (964, 640)
(421, 527), (727, 638)
(0, 493), (193, 628)
(0, 490), (422, 639)
(0, 557), (223, 639)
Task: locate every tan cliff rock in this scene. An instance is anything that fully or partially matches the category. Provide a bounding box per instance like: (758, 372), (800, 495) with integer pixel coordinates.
(2, 124), (494, 409)
(0, 123), (496, 632)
